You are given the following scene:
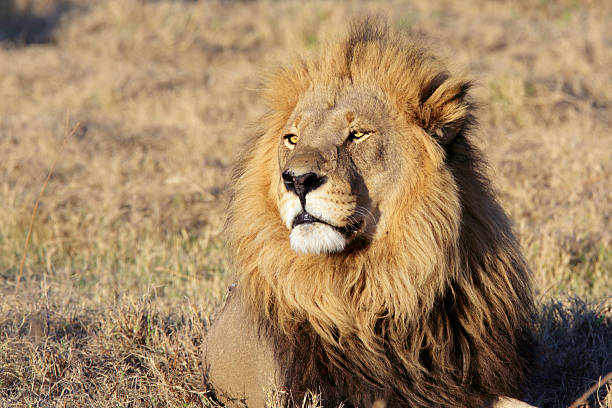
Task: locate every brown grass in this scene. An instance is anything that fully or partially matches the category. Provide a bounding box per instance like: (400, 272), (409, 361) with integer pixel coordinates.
(0, 0), (610, 407)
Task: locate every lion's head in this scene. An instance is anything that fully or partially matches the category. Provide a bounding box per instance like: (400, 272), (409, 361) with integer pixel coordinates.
(222, 20), (535, 407)
(277, 78), (421, 255)
(272, 31), (470, 257)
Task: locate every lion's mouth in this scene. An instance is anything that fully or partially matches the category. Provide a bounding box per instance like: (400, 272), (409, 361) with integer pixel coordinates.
(292, 212), (362, 235)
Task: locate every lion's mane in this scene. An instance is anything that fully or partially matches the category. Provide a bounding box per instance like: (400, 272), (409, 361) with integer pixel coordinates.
(225, 21), (535, 407)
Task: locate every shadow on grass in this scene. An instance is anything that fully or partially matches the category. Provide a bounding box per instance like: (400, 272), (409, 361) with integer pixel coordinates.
(526, 298), (612, 408)
(0, 0), (71, 45)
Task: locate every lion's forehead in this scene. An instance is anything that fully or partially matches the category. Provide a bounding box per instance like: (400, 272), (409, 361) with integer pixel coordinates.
(290, 86), (395, 134)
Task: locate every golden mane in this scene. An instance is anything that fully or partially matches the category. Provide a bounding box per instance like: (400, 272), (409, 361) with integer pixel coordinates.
(225, 20), (535, 407)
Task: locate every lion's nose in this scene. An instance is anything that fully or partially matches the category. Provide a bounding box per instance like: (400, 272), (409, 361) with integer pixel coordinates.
(282, 170), (327, 203)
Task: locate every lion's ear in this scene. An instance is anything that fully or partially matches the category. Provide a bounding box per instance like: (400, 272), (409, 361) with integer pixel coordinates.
(417, 72), (473, 145)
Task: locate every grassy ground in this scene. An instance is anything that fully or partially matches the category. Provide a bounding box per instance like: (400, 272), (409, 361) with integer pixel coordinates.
(0, 0), (610, 407)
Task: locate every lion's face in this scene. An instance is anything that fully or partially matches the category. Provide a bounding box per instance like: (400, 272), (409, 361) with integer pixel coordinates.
(275, 85), (424, 255)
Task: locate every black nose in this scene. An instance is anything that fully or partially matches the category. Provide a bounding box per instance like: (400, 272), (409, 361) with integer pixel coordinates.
(282, 170), (327, 204)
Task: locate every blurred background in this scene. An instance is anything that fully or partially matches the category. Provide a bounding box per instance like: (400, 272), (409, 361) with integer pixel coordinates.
(0, 0), (610, 407)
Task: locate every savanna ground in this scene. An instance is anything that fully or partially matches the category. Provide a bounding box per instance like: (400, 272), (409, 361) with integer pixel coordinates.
(0, 0), (610, 407)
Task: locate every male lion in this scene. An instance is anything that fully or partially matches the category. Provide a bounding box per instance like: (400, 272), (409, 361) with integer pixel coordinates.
(204, 21), (537, 408)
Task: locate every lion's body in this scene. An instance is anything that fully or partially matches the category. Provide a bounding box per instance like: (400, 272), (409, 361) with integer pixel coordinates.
(204, 21), (536, 408)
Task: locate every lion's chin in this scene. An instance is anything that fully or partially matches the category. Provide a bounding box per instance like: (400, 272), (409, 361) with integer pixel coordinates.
(290, 223), (347, 255)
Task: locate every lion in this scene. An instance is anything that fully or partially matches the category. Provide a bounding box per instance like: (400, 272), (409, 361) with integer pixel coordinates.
(204, 20), (537, 408)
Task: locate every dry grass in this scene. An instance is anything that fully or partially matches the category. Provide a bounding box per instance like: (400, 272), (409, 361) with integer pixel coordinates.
(0, 0), (610, 407)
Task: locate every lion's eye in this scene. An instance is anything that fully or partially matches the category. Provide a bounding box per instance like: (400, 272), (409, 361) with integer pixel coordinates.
(284, 134), (299, 149)
(349, 130), (370, 143)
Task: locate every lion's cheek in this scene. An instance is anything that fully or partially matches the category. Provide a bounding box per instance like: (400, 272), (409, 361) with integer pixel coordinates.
(290, 223), (346, 255)
(305, 194), (356, 227)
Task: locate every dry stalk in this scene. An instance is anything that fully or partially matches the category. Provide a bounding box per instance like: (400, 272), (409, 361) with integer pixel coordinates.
(569, 371), (612, 408)
(15, 120), (80, 293)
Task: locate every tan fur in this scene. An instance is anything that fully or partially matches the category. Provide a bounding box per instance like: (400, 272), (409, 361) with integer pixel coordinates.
(205, 19), (535, 408)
